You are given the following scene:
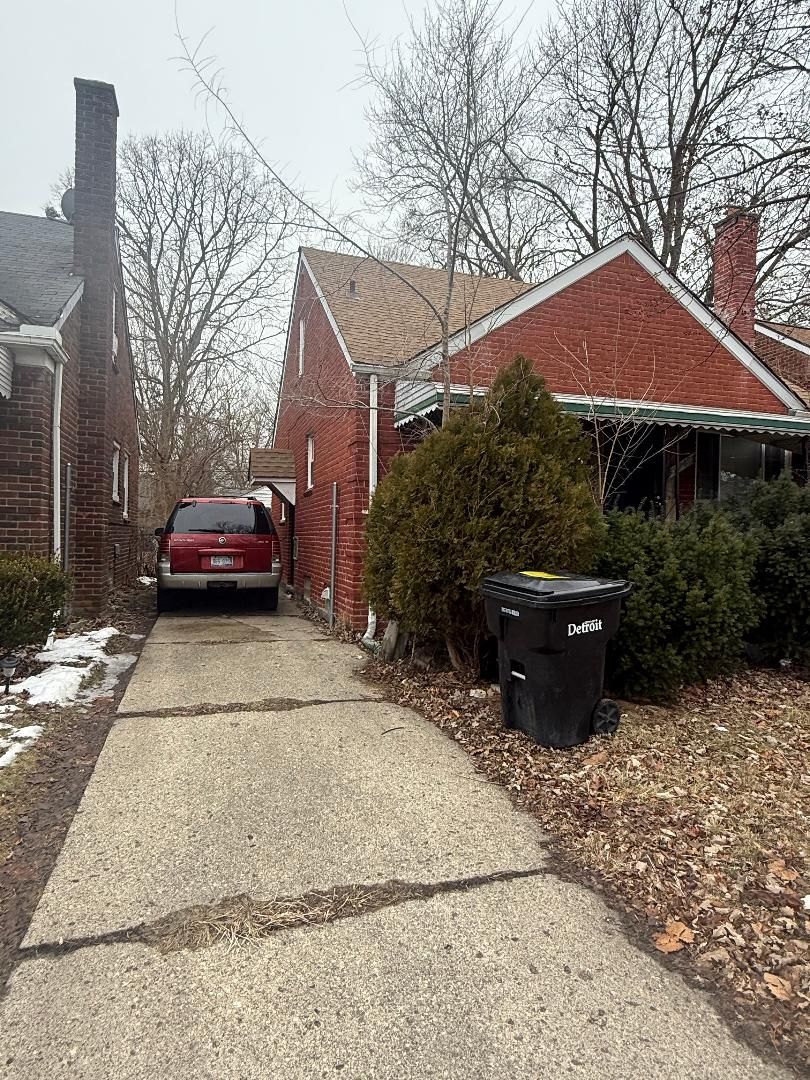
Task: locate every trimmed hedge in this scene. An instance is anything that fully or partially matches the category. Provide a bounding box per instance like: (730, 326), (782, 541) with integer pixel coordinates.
(596, 510), (759, 700)
(364, 357), (604, 668)
(0, 552), (71, 653)
(728, 476), (810, 663)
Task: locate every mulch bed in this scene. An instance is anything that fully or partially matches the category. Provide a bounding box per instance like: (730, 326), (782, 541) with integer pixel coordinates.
(363, 657), (810, 1074)
(0, 585), (154, 992)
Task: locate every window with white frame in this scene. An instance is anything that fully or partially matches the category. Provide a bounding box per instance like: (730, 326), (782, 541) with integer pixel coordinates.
(298, 318), (306, 375)
(306, 434), (315, 489)
(112, 443), (121, 503)
(122, 452), (130, 519)
(280, 499), (286, 524)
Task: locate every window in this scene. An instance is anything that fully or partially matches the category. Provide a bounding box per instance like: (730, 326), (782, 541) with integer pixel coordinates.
(306, 434), (315, 489)
(112, 442), (120, 503)
(122, 453), (130, 519)
(298, 318), (306, 375)
(167, 501), (272, 535)
(280, 500), (287, 524)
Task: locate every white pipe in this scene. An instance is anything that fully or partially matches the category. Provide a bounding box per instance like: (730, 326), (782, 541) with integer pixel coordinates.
(368, 373), (378, 498)
(362, 374), (379, 647)
(51, 360), (64, 562)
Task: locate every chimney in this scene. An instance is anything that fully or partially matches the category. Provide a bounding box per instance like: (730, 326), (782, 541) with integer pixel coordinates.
(72, 78), (118, 344)
(712, 207), (758, 348)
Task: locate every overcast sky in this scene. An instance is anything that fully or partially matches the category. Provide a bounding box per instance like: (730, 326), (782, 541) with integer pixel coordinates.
(0, 0), (432, 218)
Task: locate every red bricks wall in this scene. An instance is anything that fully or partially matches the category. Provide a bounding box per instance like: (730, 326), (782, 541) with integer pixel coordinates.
(69, 79), (139, 613)
(0, 365), (53, 554)
(754, 331), (810, 393)
(437, 252), (788, 415)
(713, 210), (758, 349)
(274, 265), (371, 628)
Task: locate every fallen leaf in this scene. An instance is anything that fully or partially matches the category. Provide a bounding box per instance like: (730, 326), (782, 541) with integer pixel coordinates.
(768, 859), (799, 883)
(583, 750), (608, 767)
(654, 920), (695, 953)
(764, 973), (793, 1001)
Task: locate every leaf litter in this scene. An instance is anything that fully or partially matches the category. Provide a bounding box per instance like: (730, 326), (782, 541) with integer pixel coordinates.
(364, 660), (810, 1070)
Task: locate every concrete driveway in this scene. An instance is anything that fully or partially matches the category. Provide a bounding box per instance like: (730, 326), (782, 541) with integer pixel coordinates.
(0, 600), (788, 1079)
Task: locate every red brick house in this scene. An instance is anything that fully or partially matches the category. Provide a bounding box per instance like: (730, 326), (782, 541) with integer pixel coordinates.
(258, 211), (810, 630)
(0, 79), (139, 614)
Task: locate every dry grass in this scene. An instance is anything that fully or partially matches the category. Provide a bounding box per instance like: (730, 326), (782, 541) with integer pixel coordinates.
(365, 660), (810, 1069)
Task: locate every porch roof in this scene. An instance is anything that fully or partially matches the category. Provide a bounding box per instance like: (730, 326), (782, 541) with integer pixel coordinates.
(393, 380), (810, 438)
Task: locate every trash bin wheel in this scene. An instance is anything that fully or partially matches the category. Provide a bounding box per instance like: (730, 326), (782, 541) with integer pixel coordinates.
(592, 698), (620, 736)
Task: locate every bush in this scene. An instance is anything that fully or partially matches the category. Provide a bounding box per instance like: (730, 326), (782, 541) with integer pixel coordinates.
(596, 510), (758, 699)
(0, 552), (71, 652)
(728, 476), (810, 662)
(364, 356), (604, 668)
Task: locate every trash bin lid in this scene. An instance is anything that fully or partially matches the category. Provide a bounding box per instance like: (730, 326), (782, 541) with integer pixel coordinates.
(481, 570), (630, 608)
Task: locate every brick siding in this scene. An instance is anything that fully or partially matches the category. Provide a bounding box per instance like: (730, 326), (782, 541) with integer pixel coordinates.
(276, 249), (797, 630)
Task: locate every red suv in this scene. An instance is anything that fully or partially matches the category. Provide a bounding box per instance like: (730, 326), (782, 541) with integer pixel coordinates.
(155, 497), (282, 613)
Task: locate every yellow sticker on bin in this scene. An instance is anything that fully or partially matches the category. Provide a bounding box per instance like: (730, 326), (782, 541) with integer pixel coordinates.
(520, 571), (563, 579)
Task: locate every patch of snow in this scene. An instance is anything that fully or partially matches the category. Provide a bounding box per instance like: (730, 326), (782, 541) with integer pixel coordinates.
(128, 633), (146, 640)
(0, 723), (43, 768)
(0, 703), (19, 717)
(10, 724), (44, 740)
(91, 653), (137, 697)
(8, 626), (137, 710)
(803, 895), (810, 912)
(138, 576), (156, 586)
(36, 627), (119, 664)
(11, 665), (85, 705)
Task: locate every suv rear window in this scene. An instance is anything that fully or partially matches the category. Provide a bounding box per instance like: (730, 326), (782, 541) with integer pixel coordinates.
(168, 501), (272, 535)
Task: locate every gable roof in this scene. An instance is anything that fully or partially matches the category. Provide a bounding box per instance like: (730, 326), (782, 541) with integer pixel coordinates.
(300, 238), (806, 415)
(300, 247), (530, 367)
(0, 212), (81, 326)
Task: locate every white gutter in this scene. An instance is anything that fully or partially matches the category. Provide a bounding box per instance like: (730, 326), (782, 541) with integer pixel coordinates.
(362, 373), (379, 649)
(51, 358), (64, 560)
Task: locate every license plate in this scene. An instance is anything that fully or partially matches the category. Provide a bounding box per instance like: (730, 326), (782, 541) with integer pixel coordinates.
(210, 555), (233, 568)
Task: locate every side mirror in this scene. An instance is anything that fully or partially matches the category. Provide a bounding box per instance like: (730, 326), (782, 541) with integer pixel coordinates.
(154, 527), (164, 537)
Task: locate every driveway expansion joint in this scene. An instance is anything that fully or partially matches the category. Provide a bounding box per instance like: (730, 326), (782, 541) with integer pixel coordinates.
(116, 697), (376, 719)
(13, 867), (548, 966)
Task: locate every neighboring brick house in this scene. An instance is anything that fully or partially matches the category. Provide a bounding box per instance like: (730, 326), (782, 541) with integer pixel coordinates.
(261, 212), (810, 631)
(0, 79), (139, 614)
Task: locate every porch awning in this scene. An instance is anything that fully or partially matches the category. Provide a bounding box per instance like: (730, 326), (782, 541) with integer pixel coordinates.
(393, 380), (810, 439)
(248, 448), (296, 506)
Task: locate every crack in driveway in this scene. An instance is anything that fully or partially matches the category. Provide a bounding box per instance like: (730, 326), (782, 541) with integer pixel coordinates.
(116, 697), (376, 719)
(15, 867), (548, 964)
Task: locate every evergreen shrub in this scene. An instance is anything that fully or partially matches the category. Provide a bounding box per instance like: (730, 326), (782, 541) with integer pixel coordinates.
(0, 552), (71, 653)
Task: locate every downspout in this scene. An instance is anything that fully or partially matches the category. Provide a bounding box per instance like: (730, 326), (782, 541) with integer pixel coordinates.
(52, 358), (64, 562)
(361, 373), (379, 648)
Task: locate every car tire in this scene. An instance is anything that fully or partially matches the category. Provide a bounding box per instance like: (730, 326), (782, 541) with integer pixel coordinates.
(157, 587), (177, 614)
(258, 587), (279, 612)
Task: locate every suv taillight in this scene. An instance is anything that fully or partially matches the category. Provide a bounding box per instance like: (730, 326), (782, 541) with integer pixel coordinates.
(271, 532), (280, 563)
(158, 532), (171, 559)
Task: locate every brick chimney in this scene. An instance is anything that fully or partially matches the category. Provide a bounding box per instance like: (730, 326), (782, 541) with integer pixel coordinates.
(71, 78), (119, 613)
(712, 207), (758, 348)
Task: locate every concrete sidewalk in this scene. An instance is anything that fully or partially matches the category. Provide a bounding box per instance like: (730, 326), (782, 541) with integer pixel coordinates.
(0, 601), (788, 1078)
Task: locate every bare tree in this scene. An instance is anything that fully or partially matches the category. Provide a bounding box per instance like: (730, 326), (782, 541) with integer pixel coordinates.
(357, 0), (541, 419)
(514, 0), (810, 314)
(116, 131), (296, 520)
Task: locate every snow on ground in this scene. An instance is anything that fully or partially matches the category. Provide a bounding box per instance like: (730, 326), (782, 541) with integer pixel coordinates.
(6, 626), (136, 721)
(137, 576), (156, 586)
(0, 625), (139, 769)
(0, 723), (44, 768)
(35, 627), (119, 664)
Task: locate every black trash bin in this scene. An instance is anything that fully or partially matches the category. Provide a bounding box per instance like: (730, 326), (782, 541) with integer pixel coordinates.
(481, 571), (631, 748)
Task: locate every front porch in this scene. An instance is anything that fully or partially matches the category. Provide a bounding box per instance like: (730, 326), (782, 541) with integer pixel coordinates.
(393, 380), (810, 516)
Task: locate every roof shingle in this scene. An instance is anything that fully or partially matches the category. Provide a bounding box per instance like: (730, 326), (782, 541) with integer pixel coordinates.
(0, 212), (81, 325)
(249, 448), (296, 481)
(301, 247), (530, 366)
